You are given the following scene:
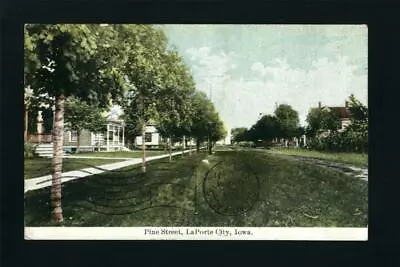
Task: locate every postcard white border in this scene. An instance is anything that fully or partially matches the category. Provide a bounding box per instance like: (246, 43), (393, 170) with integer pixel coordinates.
(24, 227), (368, 241)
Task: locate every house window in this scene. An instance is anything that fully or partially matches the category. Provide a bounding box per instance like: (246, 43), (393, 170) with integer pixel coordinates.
(145, 132), (152, 142)
(70, 130), (78, 142)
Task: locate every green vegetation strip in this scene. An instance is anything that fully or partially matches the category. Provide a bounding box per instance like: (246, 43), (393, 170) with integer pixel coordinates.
(25, 150), (367, 227)
(269, 147), (368, 167)
(24, 158), (126, 179)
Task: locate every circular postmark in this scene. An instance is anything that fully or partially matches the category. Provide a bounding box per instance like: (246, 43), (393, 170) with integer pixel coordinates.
(202, 159), (260, 216)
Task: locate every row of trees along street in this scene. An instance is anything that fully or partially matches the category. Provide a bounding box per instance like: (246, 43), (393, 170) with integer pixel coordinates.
(231, 104), (304, 147)
(231, 94), (368, 153)
(24, 24), (226, 223)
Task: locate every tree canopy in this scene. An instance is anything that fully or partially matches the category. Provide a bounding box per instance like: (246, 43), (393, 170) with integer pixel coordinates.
(274, 104), (300, 138)
(24, 23), (227, 221)
(306, 106), (342, 137)
(64, 97), (108, 134)
(231, 127), (248, 143)
(25, 24), (129, 107)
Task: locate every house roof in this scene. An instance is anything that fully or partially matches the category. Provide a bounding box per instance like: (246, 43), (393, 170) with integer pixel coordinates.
(321, 106), (350, 119)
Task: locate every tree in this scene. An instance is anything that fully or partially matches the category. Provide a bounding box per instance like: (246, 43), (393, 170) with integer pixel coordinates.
(119, 25), (170, 172)
(64, 97), (108, 153)
(25, 24), (129, 223)
(155, 50), (197, 160)
(342, 94), (368, 152)
(274, 104), (300, 139)
(306, 95), (368, 152)
(247, 114), (280, 143)
(348, 94), (368, 123)
(231, 127), (247, 143)
(188, 91), (226, 154)
(306, 107), (341, 137)
(189, 92), (212, 152)
(208, 116), (227, 152)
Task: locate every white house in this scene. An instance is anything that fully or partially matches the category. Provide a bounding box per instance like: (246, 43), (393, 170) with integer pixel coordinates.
(135, 124), (162, 148)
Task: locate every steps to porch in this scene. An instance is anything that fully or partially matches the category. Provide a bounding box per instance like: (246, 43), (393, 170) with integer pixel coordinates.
(34, 143), (66, 158)
(35, 143), (130, 157)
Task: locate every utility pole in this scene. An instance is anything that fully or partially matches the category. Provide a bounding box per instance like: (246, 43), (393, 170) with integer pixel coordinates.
(207, 74), (224, 102)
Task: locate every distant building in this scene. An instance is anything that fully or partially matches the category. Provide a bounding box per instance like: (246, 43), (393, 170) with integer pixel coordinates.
(316, 101), (351, 132)
(134, 123), (162, 148)
(26, 103), (127, 156)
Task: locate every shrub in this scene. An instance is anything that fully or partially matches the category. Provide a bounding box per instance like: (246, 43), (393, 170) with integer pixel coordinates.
(237, 141), (255, 148)
(307, 128), (367, 153)
(24, 142), (38, 158)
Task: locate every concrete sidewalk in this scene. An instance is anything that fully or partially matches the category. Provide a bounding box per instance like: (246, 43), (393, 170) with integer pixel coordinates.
(24, 149), (194, 193)
(62, 156), (139, 160)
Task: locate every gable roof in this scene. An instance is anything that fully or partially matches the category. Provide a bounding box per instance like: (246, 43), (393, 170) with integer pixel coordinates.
(322, 106), (350, 119)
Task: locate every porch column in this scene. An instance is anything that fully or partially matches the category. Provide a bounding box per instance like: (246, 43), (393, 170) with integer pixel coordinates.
(117, 126), (120, 150)
(302, 134), (307, 147)
(122, 124), (125, 149)
(24, 104), (28, 142)
(112, 125), (115, 149)
(106, 124), (110, 151)
(37, 111), (42, 143)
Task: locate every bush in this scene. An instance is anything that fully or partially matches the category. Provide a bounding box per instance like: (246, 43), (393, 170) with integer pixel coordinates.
(24, 142), (38, 158)
(237, 141), (256, 148)
(307, 128), (367, 153)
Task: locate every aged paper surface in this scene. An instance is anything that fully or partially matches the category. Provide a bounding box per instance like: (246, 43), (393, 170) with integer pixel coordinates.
(24, 24), (368, 240)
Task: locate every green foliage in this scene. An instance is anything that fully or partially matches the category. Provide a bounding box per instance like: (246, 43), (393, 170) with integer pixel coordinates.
(274, 104), (300, 138)
(189, 91), (226, 143)
(25, 23), (227, 153)
(24, 142), (38, 158)
(306, 107), (341, 137)
(247, 115), (280, 142)
(307, 95), (368, 153)
(240, 104), (301, 144)
(64, 97), (108, 134)
(41, 107), (54, 134)
(155, 50), (197, 139)
(25, 24), (128, 107)
(231, 127), (248, 143)
(27, 109), (39, 134)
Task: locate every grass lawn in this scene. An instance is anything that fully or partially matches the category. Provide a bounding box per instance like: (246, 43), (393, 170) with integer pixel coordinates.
(74, 150), (169, 158)
(24, 157), (125, 179)
(268, 147), (368, 167)
(24, 150), (367, 227)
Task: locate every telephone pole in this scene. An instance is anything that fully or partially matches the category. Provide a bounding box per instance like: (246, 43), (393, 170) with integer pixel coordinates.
(207, 74), (224, 101)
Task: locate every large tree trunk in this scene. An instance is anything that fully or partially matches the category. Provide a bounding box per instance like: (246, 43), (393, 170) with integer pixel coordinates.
(51, 94), (65, 223)
(141, 125), (146, 173)
(24, 103), (28, 142)
(196, 138), (200, 153)
(208, 135), (212, 155)
(76, 130), (81, 153)
(182, 135), (186, 156)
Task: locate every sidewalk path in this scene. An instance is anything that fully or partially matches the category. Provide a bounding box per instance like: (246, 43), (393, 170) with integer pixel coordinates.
(62, 156), (139, 160)
(25, 150), (194, 193)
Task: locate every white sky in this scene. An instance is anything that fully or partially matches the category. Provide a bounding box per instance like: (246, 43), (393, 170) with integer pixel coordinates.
(163, 25), (368, 130)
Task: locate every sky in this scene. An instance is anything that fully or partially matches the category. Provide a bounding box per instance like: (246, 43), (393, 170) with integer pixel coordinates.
(158, 24), (368, 131)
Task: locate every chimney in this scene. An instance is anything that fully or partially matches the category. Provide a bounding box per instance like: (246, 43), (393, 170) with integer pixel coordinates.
(318, 101), (321, 108)
(345, 101), (349, 108)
